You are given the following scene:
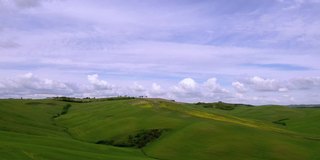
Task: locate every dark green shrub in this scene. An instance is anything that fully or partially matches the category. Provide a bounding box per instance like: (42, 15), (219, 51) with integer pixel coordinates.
(52, 104), (72, 119)
(128, 129), (164, 148)
(215, 102), (235, 110)
(95, 140), (114, 145)
(272, 118), (289, 126)
(95, 129), (166, 148)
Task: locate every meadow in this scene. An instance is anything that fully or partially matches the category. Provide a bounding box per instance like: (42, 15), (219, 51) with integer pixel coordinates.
(0, 98), (319, 160)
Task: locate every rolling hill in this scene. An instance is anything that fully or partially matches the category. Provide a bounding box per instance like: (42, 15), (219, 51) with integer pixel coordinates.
(0, 98), (320, 160)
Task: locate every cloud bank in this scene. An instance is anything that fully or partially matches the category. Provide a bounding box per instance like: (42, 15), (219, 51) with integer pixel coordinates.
(0, 0), (319, 104)
(1, 73), (320, 105)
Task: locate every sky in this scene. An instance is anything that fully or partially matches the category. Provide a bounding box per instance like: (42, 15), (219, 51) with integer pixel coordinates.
(0, 0), (320, 104)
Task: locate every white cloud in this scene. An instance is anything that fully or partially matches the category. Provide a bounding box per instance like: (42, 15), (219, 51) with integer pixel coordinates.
(171, 78), (200, 98)
(171, 78), (192, 95)
(87, 74), (114, 90)
(247, 76), (282, 92)
(1, 0), (319, 90)
(178, 78), (197, 91)
(239, 76), (320, 93)
(0, 73), (74, 97)
(204, 78), (228, 93)
(131, 82), (145, 92)
(83, 74), (120, 97)
(149, 83), (166, 96)
(1, 73), (320, 104)
(1, 0), (319, 104)
(232, 81), (247, 93)
(278, 87), (289, 92)
(288, 77), (320, 90)
(170, 77), (230, 102)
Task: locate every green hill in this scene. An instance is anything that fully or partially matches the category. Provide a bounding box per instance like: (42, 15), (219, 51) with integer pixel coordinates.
(0, 98), (320, 160)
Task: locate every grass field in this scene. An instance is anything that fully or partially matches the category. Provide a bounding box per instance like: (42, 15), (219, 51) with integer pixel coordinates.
(0, 98), (320, 160)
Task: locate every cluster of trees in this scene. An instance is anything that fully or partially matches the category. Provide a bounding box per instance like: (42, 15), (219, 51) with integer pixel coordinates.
(100, 96), (136, 101)
(128, 129), (164, 148)
(51, 97), (91, 103)
(195, 101), (242, 110)
(96, 129), (166, 148)
(52, 104), (72, 118)
(50, 96), (138, 103)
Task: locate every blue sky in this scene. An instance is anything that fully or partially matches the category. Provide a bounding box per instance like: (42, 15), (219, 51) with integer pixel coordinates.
(0, 0), (320, 104)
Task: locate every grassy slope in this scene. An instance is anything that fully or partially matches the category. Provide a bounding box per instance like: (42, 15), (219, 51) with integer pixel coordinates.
(1, 98), (320, 160)
(200, 104), (320, 136)
(0, 99), (151, 160)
